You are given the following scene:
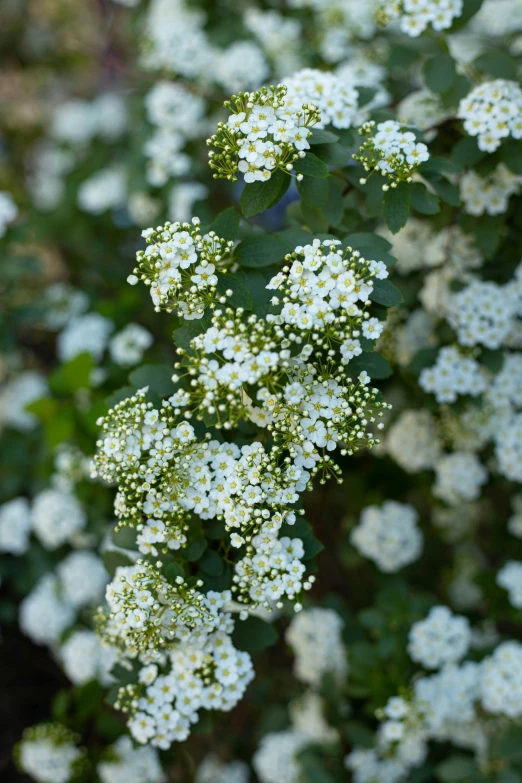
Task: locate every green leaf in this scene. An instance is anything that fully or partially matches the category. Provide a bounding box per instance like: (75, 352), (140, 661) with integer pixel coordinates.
(232, 616), (278, 654)
(408, 347), (439, 374)
(475, 217), (503, 258)
(441, 74), (472, 108)
(234, 235), (289, 268)
(410, 183), (440, 215)
(309, 128), (339, 145)
(239, 169), (290, 217)
(129, 364), (173, 396)
(299, 757), (336, 783)
(491, 726), (522, 763)
(370, 279), (403, 307)
(383, 182), (410, 234)
(301, 202), (329, 233)
(164, 560), (184, 584)
(45, 409), (74, 450)
(308, 142), (349, 167)
(298, 176), (329, 208)
(429, 177), (460, 207)
(184, 538), (207, 562)
(112, 527), (138, 550)
(423, 54), (456, 94)
(348, 351), (392, 380)
(216, 274), (253, 309)
(235, 266), (279, 316)
(49, 353), (93, 394)
(293, 152), (329, 179)
(322, 179), (345, 226)
(499, 140), (522, 176)
(496, 772), (521, 783)
(356, 86), (378, 107)
(343, 233), (392, 253)
(474, 49), (518, 80)
(435, 756), (477, 782)
(102, 550), (135, 577)
(276, 228), (314, 248)
(389, 44), (420, 68)
(25, 396), (57, 421)
(199, 549), (224, 577)
(419, 158), (462, 177)
(451, 0), (484, 30)
(343, 721), (375, 748)
(204, 206), (239, 241)
(481, 349), (504, 374)
(451, 137), (485, 168)
(110, 663), (137, 687)
(172, 320), (209, 351)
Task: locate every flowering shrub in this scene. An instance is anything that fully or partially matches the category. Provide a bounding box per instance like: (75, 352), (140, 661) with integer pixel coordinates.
(2, 0), (522, 781)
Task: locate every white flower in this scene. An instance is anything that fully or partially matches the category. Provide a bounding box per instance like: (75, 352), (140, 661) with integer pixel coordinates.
(408, 606), (471, 669)
(458, 80), (522, 153)
(110, 324), (153, 367)
(0, 497), (32, 555)
(0, 191), (18, 236)
(351, 500), (422, 573)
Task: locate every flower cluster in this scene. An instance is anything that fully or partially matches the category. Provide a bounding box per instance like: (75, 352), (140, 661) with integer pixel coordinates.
(109, 324), (153, 367)
(57, 312), (114, 363)
(407, 606), (471, 669)
(116, 617), (254, 748)
(398, 89), (447, 134)
(61, 629), (116, 686)
(497, 560), (522, 608)
(128, 217), (234, 319)
(480, 641), (522, 717)
(350, 500), (423, 573)
(0, 190), (18, 237)
(353, 120), (429, 187)
(144, 81), (206, 187)
(98, 563), (225, 656)
(0, 496), (32, 555)
(419, 346), (487, 403)
(16, 723), (86, 783)
(285, 607), (347, 685)
(349, 632), (522, 782)
(181, 239), (390, 452)
(460, 164), (522, 216)
(433, 452), (487, 505)
(50, 94), (128, 146)
(88, 214), (393, 749)
(196, 753), (249, 783)
(283, 68), (360, 130)
(458, 79), (522, 152)
(0, 370), (47, 432)
(378, 0), (463, 37)
(207, 85), (320, 183)
(98, 736), (165, 783)
(94, 390), (301, 553)
(385, 410), (441, 474)
(446, 279), (518, 349)
(57, 551), (108, 609)
(31, 487), (86, 550)
(77, 167), (126, 215)
(19, 553), (108, 648)
(495, 413), (522, 482)
(253, 730), (308, 783)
